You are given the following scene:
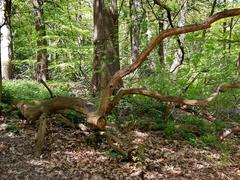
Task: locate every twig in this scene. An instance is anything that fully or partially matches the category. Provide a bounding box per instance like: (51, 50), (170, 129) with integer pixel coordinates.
(39, 79), (54, 98)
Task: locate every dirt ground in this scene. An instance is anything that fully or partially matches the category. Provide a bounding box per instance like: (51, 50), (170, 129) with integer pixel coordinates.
(0, 117), (239, 180)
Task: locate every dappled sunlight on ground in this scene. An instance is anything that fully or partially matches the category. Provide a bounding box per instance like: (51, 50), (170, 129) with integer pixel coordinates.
(0, 119), (239, 179)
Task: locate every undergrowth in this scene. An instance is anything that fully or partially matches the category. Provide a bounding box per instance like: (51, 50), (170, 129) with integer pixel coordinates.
(2, 80), (69, 103)
(113, 96), (238, 151)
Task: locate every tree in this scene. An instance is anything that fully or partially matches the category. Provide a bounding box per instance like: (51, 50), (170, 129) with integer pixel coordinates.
(17, 8), (240, 157)
(0, 19), (2, 115)
(129, 0), (141, 62)
(32, 0), (48, 81)
(169, 1), (187, 75)
(92, 0), (122, 94)
(0, 0), (12, 80)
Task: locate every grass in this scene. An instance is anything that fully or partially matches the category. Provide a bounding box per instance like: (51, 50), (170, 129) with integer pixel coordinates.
(2, 80), (69, 103)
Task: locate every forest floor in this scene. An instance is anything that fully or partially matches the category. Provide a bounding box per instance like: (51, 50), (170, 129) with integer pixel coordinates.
(0, 116), (239, 180)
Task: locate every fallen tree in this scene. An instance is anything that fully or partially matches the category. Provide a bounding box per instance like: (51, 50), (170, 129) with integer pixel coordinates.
(16, 8), (240, 157)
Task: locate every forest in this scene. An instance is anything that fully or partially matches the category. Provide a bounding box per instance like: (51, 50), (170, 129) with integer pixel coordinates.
(0, 0), (240, 179)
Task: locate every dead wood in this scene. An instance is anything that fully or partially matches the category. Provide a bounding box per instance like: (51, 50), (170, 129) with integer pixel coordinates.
(220, 126), (240, 141)
(34, 113), (48, 157)
(17, 96), (96, 121)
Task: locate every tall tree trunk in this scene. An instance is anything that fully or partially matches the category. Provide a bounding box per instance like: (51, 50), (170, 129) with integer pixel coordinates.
(92, 0), (122, 94)
(0, 29), (2, 114)
(158, 13), (165, 64)
(129, 0), (140, 62)
(0, 0), (12, 80)
(228, 18), (233, 53)
(32, 0), (48, 81)
(169, 2), (187, 76)
(222, 0), (227, 53)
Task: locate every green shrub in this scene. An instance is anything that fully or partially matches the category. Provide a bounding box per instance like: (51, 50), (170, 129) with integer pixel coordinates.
(199, 135), (219, 147)
(63, 110), (85, 124)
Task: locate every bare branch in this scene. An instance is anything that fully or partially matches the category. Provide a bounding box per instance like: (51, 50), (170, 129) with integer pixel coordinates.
(107, 82), (240, 113)
(39, 79), (54, 98)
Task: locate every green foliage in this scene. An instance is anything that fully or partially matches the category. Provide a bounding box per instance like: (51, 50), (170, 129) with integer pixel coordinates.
(1, 103), (20, 118)
(3, 80), (68, 102)
(115, 96), (230, 149)
(103, 151), (118, 160)
(113, 92), (235, 149)
(112, 96), (167, 129)
(5, 120), (20, 134)
(2, 87), (14, 104)
(12, 0), (93, 81)
(153, 121), (177, 136)
(155, 116), (225, 148)
(63, 110), (85, 124)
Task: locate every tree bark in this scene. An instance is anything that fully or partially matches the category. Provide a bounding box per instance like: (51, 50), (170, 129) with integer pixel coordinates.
(0, 0), (12, 80)
(169, 1), (187, 75)
(129, 0), (141, 62)
(92, 0), (122, 94)
(32, 0), (48, 81)
(158, 14), (165, 64)
(0, 24), (2, 115)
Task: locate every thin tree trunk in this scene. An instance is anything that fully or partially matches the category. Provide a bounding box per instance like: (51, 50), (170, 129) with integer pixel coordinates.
(169, 1), (187, 76)
(228, 18), (233, 53)
(0, 3), (4, 115)
(201, 0), (217, 46)
(92, 0), (122, 94)
(32, 0), (48, 81)
(0, 30), (2, 115)
(223, 0), (227, 53)
(0, 0), (12, 80)
(158, 13), (165, 64)
(129, 0), (140, 62)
